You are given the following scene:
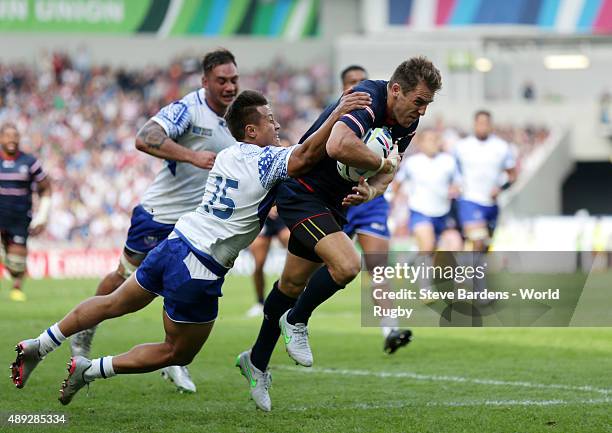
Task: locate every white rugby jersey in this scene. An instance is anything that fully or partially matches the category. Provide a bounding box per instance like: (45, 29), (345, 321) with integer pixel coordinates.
(397, 152), (457, 217)
(454, 134), (516, 206)
(141, 89), (236, 224)
(174, 142), (294, 268)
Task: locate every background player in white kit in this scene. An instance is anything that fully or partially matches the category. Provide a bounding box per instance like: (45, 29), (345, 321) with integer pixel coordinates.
(395, 128), (462, 252)
(10, 89), (372, 409)
(70, 48), (239, 392)
(454, 111), (516, 251)
(394, 129), (462, 299)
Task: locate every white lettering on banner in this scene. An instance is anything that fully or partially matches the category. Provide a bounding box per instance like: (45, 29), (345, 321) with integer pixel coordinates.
(47, 251), (63, 279)
(26, 253), (47, 278)
(0, 0), (28, 20)
(0, 250), (122, 279)
(0, 248), (286, 279)
(35, 0), (124, 24)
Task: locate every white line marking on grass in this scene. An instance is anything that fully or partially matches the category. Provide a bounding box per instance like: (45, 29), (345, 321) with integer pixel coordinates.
(276, 366), (612, 396)
(287, 397), (612, 412)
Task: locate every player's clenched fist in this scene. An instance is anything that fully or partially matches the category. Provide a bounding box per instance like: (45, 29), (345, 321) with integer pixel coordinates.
(192, 151), (216, 169)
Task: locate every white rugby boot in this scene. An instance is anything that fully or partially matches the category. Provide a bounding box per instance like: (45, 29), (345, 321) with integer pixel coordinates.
(59, 356), (93, 405)
(235, 350), (272, 411)
(161, 366), (197, 393)
(279, 311), (313, 367)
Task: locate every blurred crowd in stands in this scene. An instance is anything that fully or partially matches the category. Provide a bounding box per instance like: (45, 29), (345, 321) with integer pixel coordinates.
(0, 52), (549, 248)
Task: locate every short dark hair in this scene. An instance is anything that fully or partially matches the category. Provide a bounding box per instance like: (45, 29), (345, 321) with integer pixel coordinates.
(202, 48), (237, 75)
(0, 122), (18, 134)
(225, 90), (268, 140)
(389, 56), (442, 94)
(341, 65), (367, 82)
(474, 110), (492, 120)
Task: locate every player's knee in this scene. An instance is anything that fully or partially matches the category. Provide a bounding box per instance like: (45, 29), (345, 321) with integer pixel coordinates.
(92, 295), (120, 318)
(419, 239), (436, 252)
(329, 257), (360, 286)
(167, 346), (196, 366)
(5, 253), (27, 277)
(102, 291), (137, 318)
(278, 280), (303, 297)
(466, 226), (488, 241)
(279, 274), (307, 297)
(118, 253), (139, 279)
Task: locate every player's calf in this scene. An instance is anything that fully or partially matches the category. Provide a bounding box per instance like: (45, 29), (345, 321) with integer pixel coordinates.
(165, 348), (197, 367)
(70, 326), (97, 358)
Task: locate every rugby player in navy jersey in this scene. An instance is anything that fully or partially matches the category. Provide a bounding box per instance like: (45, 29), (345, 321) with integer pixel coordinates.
(339, 65), (414, 353)
(0, 123), (51, 302)
(240, 57), (441, 409)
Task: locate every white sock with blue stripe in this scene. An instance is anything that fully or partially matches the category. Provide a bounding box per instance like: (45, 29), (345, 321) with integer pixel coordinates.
(85, 356), (116, 381)
(37, 323), (66, 357)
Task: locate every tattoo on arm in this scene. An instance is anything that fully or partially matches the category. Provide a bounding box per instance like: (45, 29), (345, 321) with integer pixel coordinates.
(141, 122), (167, 150)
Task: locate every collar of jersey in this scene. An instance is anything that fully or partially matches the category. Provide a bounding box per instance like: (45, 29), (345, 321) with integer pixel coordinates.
(0, 150), (20, 161)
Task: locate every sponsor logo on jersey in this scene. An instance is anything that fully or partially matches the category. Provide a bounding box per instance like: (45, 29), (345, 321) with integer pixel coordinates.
(144, 235), (159, 246)
(19, 165), (28, 174)
(192, 126), (213, 137)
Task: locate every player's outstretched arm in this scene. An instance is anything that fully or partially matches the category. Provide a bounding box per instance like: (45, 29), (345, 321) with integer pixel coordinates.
(135, 120), (215, 169)
(287, 91), (371, 177)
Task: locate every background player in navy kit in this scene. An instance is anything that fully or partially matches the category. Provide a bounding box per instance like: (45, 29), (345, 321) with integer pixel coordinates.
(0, 122), (51, 302)
(244, 57), (442, 384)
(339, 65), (414, 353)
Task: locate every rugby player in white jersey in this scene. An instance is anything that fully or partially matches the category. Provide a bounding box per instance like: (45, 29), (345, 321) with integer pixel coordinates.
(10, 89), (373, 409)
(454, 111), (516, 251)
(395, 129), (462, 252)
(69, 49), (239, 393)
(394, 129), (462, 299)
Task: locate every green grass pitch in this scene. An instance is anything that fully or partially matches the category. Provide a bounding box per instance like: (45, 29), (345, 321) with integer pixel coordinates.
(1, 276), (611, 432)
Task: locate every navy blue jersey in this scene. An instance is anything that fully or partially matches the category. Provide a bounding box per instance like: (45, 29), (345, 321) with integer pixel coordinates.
(295, 80), (418, 207)
(0, 151), (47, 219)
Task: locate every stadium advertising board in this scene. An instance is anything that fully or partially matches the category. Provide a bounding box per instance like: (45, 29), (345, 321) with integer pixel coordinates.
(388, 0), (612, 33)
(0, 0), (320, 37)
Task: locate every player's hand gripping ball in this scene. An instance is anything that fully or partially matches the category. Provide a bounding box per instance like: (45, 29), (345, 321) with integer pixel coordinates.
(337, 127), (393, 182)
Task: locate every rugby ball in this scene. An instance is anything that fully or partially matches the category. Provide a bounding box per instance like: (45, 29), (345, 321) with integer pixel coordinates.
(337, 127), (393, 182)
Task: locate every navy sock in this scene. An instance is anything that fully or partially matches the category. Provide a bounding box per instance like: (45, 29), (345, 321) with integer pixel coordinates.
(250, 281), (297, 372)
(287, 266), (345, 325)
